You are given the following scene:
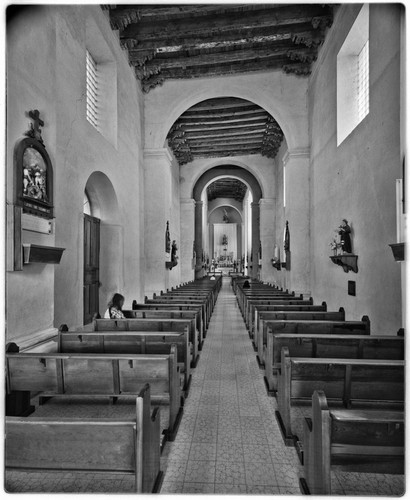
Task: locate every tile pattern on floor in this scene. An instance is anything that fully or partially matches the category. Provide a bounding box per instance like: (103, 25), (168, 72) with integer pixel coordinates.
(5, 278), (405, 495)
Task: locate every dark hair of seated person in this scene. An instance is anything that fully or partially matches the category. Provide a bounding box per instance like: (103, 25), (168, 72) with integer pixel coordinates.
(243, 280), (250, 288)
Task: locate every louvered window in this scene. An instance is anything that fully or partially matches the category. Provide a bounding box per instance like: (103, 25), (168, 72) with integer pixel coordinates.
(86, 50), (99, 130)
(357, 40), (369, 121)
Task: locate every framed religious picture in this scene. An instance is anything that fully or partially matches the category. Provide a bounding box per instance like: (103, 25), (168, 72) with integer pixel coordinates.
(14, 136), (53, 219)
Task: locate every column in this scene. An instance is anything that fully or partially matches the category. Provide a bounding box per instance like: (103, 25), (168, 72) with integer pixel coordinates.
(259, 198), (276, 282)
(251, 201), (260, 279)
(283, 148), (311, 296)
(143, 148), (172, 297)
(180, 198), (195, 283)
(194, 200), (204, 279)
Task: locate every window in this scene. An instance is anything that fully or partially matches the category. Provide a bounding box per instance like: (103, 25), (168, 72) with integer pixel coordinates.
(357, 40), (369, 121)
(337, 4), (369, 145)
(85, 17), (118, 147)
(86, 50), (99, 130)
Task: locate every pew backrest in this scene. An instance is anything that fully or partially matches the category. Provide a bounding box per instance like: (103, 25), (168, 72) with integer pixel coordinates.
(5, 384), (161, 493)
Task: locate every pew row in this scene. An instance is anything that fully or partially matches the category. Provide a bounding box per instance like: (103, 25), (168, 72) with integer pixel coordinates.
(127, 306), (204, 349)
(5, 384), (163, 493)
(145, 297), (209, 331)
(256, 316), (370, 368)
(6, 346), (183, 441)
(264, 334), (404, 394)
(58, 328), (192, 396)
(79, 318), (199, 369)
(276, 347), (404, 446)
(245, 298), (315, 334)
(251, 302), (328, 339)
(299, 391), (404, 495)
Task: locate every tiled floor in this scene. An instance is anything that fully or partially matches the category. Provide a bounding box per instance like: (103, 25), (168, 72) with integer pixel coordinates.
(5, 277), (405, 495)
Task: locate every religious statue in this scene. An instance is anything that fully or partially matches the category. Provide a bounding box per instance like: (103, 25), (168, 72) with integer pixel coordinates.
(171, 240), (178, 265)
(222, 234), (228, 247)
(223, 208), (229, 223)
(338, 219), (352, 253)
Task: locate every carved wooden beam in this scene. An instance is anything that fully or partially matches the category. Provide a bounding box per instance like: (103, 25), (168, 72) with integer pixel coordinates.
(184, 128), (267, 140)
(181, 121), (269, 132)
(122, 5), (333, 40)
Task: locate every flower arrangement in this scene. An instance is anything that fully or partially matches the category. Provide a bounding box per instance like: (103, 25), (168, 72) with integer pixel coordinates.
(329, 234), (343, 254)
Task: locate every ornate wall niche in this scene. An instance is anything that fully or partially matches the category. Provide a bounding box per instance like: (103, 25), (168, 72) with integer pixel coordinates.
(14, 136), (54, 219)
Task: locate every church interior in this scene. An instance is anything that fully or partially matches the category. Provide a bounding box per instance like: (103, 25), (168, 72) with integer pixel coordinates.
(5, 3), (406, 495)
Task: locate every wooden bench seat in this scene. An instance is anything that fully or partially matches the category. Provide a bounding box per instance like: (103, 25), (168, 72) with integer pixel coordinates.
(145, 297), (210, 330)
(83, 318), (200, 368)
(5, 384), (163, 493)
(264, 333), (404, 393)
(276, 348), (404, 445)
(131, 302), (205, 338)
(256, 315), (369, 368)
(124, 307), (204, 350)
(251, 302), (327, 338)
(237, 292), (301, 321)
(300, 390), (404, 495)
(243, 298), (314, 331)
(58, 329), (192, 396)
(6, 346), (183, 441)
(255, 309), (346, 366)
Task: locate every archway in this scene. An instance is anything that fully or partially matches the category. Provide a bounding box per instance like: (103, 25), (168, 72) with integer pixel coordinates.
(192, 166), (263, 278)
(83, 172), (121, 321)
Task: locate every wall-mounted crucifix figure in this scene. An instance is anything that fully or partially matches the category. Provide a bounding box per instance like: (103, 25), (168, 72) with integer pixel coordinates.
(25, 109), (45, 145)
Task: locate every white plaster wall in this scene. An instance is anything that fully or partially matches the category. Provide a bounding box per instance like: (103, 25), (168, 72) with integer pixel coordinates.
(308, 4), (403, 334)
(6, 6), (145, 341)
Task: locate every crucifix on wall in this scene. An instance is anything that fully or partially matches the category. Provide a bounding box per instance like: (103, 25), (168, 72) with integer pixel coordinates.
(25, 109), (45, 145)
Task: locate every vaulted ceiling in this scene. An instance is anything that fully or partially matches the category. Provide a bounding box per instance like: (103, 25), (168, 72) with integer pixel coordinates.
(207, 179), (248, 202)
(104, 4), (334, 93)
(166, 97), (284, 164)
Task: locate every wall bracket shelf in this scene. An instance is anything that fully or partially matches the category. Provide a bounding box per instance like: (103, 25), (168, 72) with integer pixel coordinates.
(389, 243), (405, 261)
(23, 244), (65, 264)
(329, 254), (358, 273)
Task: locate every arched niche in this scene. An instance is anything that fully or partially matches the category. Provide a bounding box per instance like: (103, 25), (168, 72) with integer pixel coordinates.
(83, 171), (122, 320)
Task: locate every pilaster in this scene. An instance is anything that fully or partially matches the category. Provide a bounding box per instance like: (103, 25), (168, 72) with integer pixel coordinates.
(180, 198), (195, 283)
(259, 198), (276, 282)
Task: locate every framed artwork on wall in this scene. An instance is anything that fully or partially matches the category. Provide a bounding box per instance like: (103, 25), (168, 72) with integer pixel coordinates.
(14, 137), (54, 219)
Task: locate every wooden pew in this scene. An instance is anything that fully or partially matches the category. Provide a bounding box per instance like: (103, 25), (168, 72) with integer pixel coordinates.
(256, 317), (370, 368)
(145, 297), (209, 331)
(5, 384), (163, 493)
(251, 302), (327, 339)
(124, 307), (203, 351)
(87, 318), (200, 368)
(264, 333), (404, 393)
(244, 298), (314, 332)
(6, 346), (183, 441)
(58, 329), (192, 396)
(276, 347), (404, 445)
(131, 302), (205, 342)
(238, 291), (301, 322)
(255, 309), (346, 366)
(300, 390), (404, 495)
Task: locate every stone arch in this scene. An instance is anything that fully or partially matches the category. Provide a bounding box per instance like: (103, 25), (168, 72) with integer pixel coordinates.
(145, 74), (309, 152)
(193, 166), (262, 202)
(83, 171), (122, 318)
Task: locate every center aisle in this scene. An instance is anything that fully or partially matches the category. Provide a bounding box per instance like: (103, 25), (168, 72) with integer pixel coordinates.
(160, 277), (302, 494)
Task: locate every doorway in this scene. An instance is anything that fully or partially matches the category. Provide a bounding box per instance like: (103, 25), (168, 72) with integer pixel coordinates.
(83, 213), (100, 324)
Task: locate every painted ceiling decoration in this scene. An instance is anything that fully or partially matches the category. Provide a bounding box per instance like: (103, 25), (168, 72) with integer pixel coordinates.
(207, 179), (248, 202)
(167, 97), (284, 164)
(103, 4), (334, 93)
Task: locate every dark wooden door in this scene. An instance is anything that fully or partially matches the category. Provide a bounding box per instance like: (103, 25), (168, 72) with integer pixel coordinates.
(83, 214), (100, 324)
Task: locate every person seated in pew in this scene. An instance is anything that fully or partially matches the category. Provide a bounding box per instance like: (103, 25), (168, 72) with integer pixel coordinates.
(104, 293), (125, 319)
(243, 280), (250, 288)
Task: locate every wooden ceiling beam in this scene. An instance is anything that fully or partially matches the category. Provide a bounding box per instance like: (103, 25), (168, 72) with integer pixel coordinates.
(181, 121), (269, 132)
(189, 137), (265, 147)
(183, 98), (258, 112)
(141, 46), (316, 71)
(122, 21), (316, 51)
(177, 114), (270, 126)
(184, 128), (267, 139)
(145, 57), (310, 80)
(180, 107), (266, 119)
(193, 149), (262, 157)
(121, 5), (332, 39)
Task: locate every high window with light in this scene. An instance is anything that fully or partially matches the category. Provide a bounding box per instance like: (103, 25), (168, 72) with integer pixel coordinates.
(337, 4), (369, 145)
(86, 50), (99, 130)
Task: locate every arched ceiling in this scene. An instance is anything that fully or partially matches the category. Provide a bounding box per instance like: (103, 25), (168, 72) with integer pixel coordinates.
(104, 4), (334, 93)
(167, 97), (284, 164)
(207, 179), (248, 202)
